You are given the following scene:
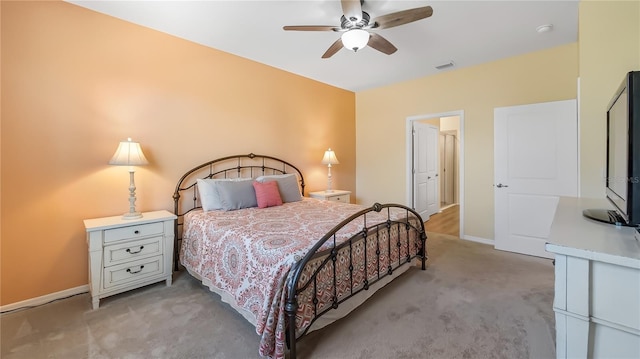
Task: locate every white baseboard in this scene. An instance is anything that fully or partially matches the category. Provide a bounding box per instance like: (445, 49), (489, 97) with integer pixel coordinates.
(0, 285), (88, 313)
(462, 235), (494, 246)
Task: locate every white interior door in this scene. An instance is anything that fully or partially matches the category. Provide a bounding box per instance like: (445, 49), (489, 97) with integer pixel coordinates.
(414, 122), (439, 219)
(494, 99), (578, 258)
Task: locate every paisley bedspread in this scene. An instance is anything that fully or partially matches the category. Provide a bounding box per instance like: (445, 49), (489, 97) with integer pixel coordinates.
(180, 197), (418, 358)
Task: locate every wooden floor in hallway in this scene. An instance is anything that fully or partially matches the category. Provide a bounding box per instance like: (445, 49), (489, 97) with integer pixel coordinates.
(424, 204), (459, 237)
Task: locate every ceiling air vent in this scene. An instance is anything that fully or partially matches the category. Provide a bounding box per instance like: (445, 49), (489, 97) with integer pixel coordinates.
(435, 61), (455, 70)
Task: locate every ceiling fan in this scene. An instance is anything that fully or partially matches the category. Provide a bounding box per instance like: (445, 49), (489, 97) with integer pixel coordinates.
(283, 0), (433, 58)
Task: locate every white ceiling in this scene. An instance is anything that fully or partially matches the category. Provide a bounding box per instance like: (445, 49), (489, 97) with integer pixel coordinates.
(67, 0), (579, 92)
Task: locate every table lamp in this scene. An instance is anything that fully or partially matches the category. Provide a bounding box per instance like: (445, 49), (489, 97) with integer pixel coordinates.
(109, 138), (149, 219)
(321, 148), (340, 192)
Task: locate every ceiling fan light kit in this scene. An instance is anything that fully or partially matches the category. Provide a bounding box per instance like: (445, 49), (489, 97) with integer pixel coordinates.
(342, 29), (369, 52)
(283, 0), (433, 58)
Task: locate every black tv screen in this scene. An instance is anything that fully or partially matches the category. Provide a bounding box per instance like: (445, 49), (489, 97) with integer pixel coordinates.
(606, 78), (631, 217)
(584, 71), (640, 226)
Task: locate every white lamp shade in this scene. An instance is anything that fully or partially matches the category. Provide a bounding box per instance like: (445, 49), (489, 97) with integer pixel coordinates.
(341, 29), (369, 52)
(321, 148), (340, 165)
(109, 138), (149, 166)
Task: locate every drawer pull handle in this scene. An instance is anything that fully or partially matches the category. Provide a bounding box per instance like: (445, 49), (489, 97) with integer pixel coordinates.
(134, 230), (140, 234)
(126, 265), (144, 274)
(126, 246), (144, 254)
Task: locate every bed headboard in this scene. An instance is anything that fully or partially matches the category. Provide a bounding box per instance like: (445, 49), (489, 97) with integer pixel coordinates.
(172, 153), (305, 269)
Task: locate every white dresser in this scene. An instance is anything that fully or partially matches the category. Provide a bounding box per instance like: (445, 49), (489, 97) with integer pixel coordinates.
(84, 210), (176, 309)
(309, 190), (351, 203)
(546, 197), (640, 359)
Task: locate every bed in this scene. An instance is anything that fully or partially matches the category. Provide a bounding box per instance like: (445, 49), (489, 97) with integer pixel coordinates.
(173, 153), (427, 359)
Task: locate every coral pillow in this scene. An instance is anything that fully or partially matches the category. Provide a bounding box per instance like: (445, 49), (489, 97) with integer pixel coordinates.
(256, 174), (302, 203)
(253, 180), (283, 208)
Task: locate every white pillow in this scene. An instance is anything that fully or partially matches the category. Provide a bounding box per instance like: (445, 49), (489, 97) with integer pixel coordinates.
(256, 174), (302, 203)
(197, 178), (252, 211)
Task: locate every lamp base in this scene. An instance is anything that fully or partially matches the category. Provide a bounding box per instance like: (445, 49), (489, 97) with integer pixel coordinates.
(122, 211), (143, 220)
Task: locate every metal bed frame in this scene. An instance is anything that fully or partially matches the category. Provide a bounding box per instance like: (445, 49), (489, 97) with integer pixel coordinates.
(173, 153), (427, 359)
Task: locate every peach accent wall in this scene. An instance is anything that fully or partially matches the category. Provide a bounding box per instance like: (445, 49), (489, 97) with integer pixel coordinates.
(0, 1), (355, 305)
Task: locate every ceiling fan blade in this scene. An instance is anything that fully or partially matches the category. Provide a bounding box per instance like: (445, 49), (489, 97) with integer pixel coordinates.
(283, 25), (339, 31)
(372, 6), (433, 29)
(367, 33), (397, 55)
(322, 38), (344, 59)
(341, 0), (362, 22)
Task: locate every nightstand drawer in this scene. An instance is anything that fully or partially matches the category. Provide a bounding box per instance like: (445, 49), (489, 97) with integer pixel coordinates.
(103, 255), (164, 289)
(103, 237), (163, 267)
(328, 194), (350, 202)
(104, 222), (164, 243)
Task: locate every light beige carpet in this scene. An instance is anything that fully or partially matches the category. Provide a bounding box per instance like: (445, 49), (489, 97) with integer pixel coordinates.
(1, 233), (556, 359)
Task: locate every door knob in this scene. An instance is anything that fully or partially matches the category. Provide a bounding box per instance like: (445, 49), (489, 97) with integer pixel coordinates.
(496, 183), (509, 188)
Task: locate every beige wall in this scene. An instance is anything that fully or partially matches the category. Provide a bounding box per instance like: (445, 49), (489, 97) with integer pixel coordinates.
(356, 43), (578, 240)
(0, 1), (355, 306)
(355, 0), (640, 242)
(578, 0), (640, 197)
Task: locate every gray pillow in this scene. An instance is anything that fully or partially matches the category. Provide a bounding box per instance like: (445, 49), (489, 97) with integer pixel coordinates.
(215, 179), (258, 211)
(256, 174), (302, 203)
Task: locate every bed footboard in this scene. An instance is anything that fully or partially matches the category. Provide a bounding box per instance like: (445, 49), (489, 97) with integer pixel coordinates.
(284, 203), (427, 359)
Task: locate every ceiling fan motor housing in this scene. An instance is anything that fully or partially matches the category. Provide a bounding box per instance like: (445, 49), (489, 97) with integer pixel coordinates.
(340, 11), (370, 30)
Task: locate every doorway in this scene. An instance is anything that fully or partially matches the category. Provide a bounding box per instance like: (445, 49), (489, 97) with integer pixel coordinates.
(406, 111), (464, 238)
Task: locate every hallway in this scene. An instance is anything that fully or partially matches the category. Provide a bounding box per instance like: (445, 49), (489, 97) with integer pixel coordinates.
(424, 204), (459, 237)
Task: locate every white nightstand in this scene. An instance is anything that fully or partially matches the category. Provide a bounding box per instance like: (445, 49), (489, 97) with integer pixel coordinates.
(309, 190), (351, 203)
(83, 210), (177, 309)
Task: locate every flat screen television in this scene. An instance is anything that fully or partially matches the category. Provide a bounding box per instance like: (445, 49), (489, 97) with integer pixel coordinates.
(584, 71), (640, 226)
